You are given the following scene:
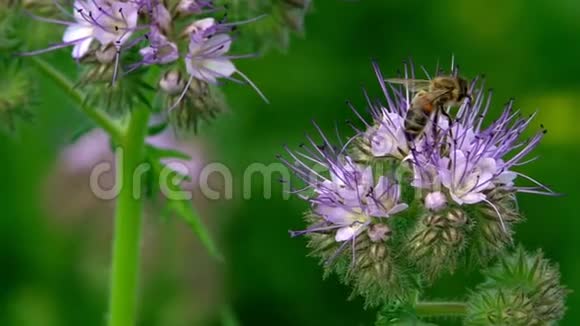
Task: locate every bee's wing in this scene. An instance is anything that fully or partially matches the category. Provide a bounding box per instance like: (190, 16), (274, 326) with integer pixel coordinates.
(411, 89), (451, 105)
(426, 89), (453, 101)
(385, 78), (431, 92)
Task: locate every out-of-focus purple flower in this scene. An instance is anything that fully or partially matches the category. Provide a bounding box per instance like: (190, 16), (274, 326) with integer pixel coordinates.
(19, 0), (139, 59)
(149, 1), (172, 32)
(22, 0), (268, 115)
(138, 27), (179, 65)
(50, 122), (209, 216)
(64, 0), (139, 58)
(184, 18), (235, 84)
(167, 16), (267, 109)
(178, 0), (214, 14)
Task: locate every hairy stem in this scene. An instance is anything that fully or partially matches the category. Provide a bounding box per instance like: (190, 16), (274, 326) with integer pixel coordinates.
(108, 106), (151, 326)
(29, 56), (124, 142)
(415, 301), (467, 318)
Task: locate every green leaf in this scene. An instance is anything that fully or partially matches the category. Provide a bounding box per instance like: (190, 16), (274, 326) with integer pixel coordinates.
(146, 146), (192, 182)
(147, 121), (168, 136)
(149, 158), (222, 261)
(70, 123), (96, 143)
(165, 198), (223, 262)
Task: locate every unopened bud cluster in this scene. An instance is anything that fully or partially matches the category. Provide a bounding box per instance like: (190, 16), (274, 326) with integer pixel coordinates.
(280, 60), (559, 307)
(217, 0), (312, 52)
(0, 2), (35, 132)
(465, 247), (567, 325)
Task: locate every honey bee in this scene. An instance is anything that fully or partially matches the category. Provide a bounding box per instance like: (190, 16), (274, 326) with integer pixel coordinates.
(386, 76), (471, 140)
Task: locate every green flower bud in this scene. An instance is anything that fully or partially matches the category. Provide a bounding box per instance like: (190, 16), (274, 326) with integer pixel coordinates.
(304, 214), (418, 307)
(407, 208), (471, 281)
(159, 70), (185, 97)
(0, 3), (20, 53)
(213, 0), (311, 52)
(465, 188), (522, 266)
(22, 0), (59, 16)
(165, 75), (226, 133)
(0, 61), (34, 132)
(466, 247), (568, 325)
(95, 45), (118, 65)
(280, 3), (308, 33)
(466, 289), (537, 325)
(80, 65), (152, 115)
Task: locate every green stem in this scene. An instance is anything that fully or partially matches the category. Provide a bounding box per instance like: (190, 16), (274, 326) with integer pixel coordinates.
(108, 106), (151, 326)
(415, 301), (467, 318)
(29, 56), (124, 142)
(30, 56), (219, 321)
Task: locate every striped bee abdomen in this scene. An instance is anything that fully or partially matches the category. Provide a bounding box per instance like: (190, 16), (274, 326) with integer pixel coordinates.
(404, 107), (429, 140)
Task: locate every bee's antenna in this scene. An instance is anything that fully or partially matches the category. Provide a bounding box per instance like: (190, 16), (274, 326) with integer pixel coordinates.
(453, 64), (460, 77)
(450, 53), (455, 73)
(420, 65), (432, 80)
(409, 56), (416, 79)
(403, 60), (410, 106)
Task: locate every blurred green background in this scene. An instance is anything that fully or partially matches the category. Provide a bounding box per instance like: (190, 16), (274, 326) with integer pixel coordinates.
(1, 0), (580, 325)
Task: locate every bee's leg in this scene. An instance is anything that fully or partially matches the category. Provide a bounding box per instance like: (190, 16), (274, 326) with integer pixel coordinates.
(432, 108), (440, 146)
(440, 106), (453, 125)
(404, 130), (418, 153)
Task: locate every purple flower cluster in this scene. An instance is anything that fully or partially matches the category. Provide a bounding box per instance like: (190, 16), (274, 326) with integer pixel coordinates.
(281, 139), (407, 244)
(282, 60), (555, 263)
(23, 0), (266, 104)
(280, 127), (409, 263)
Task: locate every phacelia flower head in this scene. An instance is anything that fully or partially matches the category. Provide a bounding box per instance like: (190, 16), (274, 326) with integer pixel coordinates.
(283, 58), (560, 306)
(279, 123), (415, 306)
(281, 134), (408, 245)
